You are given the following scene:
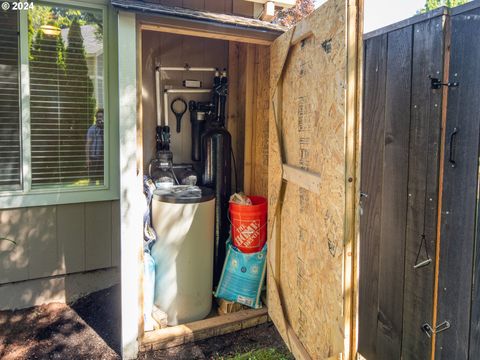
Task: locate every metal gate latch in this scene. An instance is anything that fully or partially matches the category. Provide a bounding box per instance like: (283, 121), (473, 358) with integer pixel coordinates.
(430, 77), (459, 89)
(421, 321), (451, 338)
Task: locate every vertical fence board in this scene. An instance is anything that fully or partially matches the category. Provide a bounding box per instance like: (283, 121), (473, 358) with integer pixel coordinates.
(436, 7), (480, 360)
(375, 26), (412, 360)
(401, 17), (444, 360)
(360, 3), (480, 359)
(358, 33), (387, 360)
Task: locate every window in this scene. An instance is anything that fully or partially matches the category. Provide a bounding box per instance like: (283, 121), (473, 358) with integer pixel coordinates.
(0, 1), (117, 208)
(0, 11), (21, 189)
(29, 4), (104, 187)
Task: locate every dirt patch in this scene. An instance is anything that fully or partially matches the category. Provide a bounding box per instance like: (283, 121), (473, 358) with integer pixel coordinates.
(0, 285), (289, 360)
(0, 285), (121, 360)
(138, 322), (290, 360)
(0, 301), (119, 360)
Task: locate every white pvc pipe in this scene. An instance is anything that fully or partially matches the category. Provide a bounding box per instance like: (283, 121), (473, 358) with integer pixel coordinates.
(159, 66), (217, 72)
(155, 67), (161, 126)
(165, 89), (211, 94)
(163, 91), (169, 127)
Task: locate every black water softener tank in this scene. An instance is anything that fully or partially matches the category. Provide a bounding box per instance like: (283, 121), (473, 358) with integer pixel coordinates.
(202, 122), (231, 286)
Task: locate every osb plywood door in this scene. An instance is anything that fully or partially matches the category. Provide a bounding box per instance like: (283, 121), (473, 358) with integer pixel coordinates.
(267, 0), (362, 359)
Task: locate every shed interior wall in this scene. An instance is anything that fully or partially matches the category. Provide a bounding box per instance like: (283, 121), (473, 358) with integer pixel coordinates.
(137, 25), (271, 349)
(140, 31), (269, 196)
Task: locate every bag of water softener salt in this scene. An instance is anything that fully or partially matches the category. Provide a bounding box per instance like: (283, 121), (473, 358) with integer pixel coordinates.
(214, 239), (266, 309)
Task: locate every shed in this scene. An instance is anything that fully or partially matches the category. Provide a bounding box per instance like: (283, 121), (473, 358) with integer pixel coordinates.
(0, 0), (363, 359)
(113, 0), (362, 359)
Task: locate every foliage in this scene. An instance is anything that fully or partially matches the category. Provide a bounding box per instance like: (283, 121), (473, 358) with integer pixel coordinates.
(64, 19), (96, 124)
(28, 5), (103, 41)
(62, 19), (97, 179)
(0, 237), (16, 246)
(30, 28), (66, 182)
(421, 0), (469, 12)
(29, 14), (97, 184)
(225, 348), (294, 360)
(273, 0), (315, 27)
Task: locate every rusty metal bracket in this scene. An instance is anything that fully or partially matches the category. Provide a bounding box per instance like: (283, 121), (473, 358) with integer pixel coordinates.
(421, 320), (451, 338)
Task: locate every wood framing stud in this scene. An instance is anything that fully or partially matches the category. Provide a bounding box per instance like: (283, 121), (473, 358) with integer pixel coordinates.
(140, 308), (268, 352)
(261, 2), (275, 21)
(282, 164), (321, 195)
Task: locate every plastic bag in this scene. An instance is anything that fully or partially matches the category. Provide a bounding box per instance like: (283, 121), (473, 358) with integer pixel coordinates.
(214, 239), (266, 309)
(144, 252), (156, 331)
(229, 192), (252, 205)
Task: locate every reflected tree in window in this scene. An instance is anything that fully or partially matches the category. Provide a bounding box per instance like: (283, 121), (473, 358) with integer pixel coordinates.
(29, 6), (103, 188)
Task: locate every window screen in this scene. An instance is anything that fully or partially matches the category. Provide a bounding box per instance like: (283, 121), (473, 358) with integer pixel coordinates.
(0, 11), (21, 190)
(29, 5), (104, 188)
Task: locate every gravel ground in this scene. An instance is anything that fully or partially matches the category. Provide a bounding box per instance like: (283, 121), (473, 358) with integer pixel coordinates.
(0, 285), (289, 360)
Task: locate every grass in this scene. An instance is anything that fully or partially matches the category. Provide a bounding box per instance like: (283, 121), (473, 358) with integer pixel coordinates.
(223, 348), (293, 360)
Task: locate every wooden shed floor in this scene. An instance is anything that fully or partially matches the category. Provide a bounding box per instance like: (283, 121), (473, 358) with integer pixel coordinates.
(0, 285), (288, 359)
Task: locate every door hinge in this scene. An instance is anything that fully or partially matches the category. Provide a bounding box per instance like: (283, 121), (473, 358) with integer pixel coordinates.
(359, 192), (368, 216)
(421, 320), (451, 338)
(430, 76), (459, 89)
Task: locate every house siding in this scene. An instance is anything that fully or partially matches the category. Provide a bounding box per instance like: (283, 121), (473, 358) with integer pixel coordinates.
(0, 200), (120, 285)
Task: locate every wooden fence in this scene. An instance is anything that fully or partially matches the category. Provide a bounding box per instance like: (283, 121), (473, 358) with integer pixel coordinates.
(359, 1), (480, 359)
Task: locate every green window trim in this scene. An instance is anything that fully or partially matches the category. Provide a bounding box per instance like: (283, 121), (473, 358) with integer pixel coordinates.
(0, 0), (119, 209)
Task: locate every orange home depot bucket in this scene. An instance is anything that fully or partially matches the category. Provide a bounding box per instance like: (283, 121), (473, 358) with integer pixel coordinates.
(229, 196), (267, 253)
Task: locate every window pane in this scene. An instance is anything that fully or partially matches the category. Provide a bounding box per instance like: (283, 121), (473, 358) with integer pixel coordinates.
(0, 11), (21, 190)
(29, 5), (104, 188)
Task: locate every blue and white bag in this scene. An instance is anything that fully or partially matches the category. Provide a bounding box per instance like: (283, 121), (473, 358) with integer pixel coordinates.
(214, 239), (266, 309)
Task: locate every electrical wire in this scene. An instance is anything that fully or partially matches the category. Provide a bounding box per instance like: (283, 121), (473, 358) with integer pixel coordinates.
(231, 147), (238, 193)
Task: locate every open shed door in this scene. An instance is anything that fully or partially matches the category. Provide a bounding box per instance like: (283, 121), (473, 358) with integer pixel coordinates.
(266, 0), (363, 359)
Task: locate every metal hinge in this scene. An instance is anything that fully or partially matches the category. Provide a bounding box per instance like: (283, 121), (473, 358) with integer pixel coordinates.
(421, 320), (451, 338)
(359, 192), (368, 216)
(430, 76), (459, 89)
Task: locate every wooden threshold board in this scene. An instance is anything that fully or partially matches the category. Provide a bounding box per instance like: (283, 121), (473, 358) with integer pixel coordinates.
(140, 307), (269, 352)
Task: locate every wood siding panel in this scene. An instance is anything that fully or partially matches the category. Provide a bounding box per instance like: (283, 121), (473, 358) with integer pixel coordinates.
(57, 203), (86, 274)
(141, 31), (228, 172)
(27, 207), (59, 279)
(360, 13), (446, 360)
(358, 33), (387, 360)
(401, 17), (444, 360)
(360, 4), (480, 359)
(227, 42), (243, 192)
(0, 209), (30, 283)
(437, 8), (480, 359)
(233, 0), (253, 17)
(85, 202), (113, 271)
(250, 45), (270, 197)
(205, 0), (226, 13)
(182, 0), (205, 11)
(149, 0), (235, 14)
(1, 201), (117, 285)
(111, 201), (121, 267)
(375, 26), (412, 360)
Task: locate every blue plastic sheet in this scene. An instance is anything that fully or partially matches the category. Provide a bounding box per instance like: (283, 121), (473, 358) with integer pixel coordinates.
(143, 252), (156, 331)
